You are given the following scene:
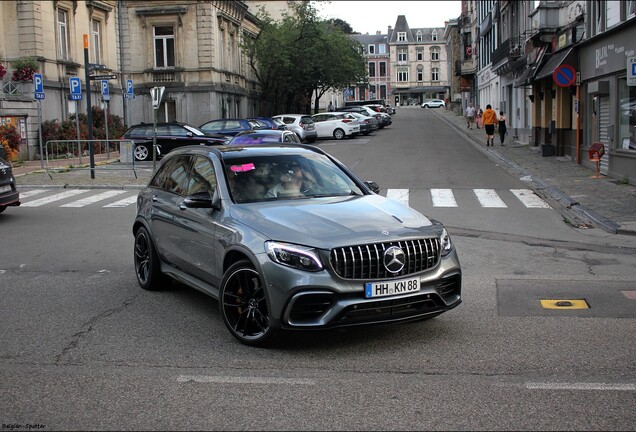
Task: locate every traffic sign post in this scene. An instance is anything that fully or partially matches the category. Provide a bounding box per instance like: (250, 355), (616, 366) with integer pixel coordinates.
(33, 73), (45, 168)
(69, 77), (83, 161)
(150, 86), (165, 172)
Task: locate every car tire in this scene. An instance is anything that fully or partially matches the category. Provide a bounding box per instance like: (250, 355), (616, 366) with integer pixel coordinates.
(0, 206), (6, 214)
(134, 226), (168, 291)
(306, 137), (317, 144)
(423, 105), (429, 109)
(219, 260), (277, 347)
(333, 129), (345, 140)
(133, 144), (150, 161)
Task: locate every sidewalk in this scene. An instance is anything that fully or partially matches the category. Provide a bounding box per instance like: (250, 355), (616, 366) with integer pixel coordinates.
(12, 112), (636, 235)
(433, 107), (636, 236)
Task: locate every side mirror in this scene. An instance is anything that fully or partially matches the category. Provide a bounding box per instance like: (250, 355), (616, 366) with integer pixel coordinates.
(364, 181), (380, 194)
(182, 191), (214, 209)
(186, 132), (193, 137)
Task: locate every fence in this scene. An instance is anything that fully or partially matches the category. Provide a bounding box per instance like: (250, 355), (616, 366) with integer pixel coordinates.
(44, 139), (137, 178)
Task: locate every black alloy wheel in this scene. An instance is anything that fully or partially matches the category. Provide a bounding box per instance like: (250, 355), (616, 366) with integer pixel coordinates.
(134, 226), (166, 290)
(220, 260), (275, 346)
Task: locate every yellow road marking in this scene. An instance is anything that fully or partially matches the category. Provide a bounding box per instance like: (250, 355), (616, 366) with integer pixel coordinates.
(540, 299), (589, 309)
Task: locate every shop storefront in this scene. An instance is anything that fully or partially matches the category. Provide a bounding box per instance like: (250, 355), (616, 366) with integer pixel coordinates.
(579, 23), (636, 181)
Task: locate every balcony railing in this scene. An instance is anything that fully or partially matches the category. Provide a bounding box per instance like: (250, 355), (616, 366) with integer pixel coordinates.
(491, 35), (524, 67)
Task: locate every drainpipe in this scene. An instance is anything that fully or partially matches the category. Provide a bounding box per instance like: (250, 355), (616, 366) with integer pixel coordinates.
(117, 0), (128, 127)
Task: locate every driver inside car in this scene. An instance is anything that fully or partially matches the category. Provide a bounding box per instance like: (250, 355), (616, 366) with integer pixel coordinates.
(265, 165), (311, 198)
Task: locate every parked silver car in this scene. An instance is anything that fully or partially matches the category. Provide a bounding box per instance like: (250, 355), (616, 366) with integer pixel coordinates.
(133, 144), (462, 346)
(272, 114), (318, 143)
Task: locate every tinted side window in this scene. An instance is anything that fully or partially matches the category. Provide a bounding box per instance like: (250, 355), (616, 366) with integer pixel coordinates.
(149, 155), (191, 195)
(155, 125), (171, 135)
(169, 125), (189, 136)
(225, 120), (241, 129)
(186, 156), (217, 196)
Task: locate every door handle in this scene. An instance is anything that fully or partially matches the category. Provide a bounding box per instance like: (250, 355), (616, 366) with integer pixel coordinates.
(152, 195), (158, 202)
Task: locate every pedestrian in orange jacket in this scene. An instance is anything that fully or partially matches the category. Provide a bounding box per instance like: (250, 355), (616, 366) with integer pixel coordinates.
(482, 104), (498, 146)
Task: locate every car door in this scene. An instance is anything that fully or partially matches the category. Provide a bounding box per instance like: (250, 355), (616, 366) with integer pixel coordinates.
(153, 124), (172, 156)
(312, 114), (331, 138)
(173, 155), (221, 290)
(148, 155), (192, 271)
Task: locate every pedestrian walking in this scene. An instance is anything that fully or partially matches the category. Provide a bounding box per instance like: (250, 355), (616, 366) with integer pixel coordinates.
(498, 111), (507, 145)
(475, 106), (483, 129)
(482, 104), (498, 146)
(465, 103), (476, 129)
(327, 102), (335, 112)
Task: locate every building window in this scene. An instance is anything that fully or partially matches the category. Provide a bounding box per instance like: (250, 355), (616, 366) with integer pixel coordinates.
(398, 48), (407, 62)
(397, 68), (409, 82)
(369, 85), (376, 99)
(416, 31), (423, 42)
(431, 67), (439, 82)
(91, 19), (102, 64)
(154, 26), (175, 68)
(417, 49), (423, 61)
(379, 62), (386, 77)
(432, 30), (438, 41)
(57, 9), (69, 60)
(398, 32), (406, 42)
(417, 64), (424, 82)
(368, 62), (376, 77)
(606, 0), (621, 28)
(380, 85), (387, 99)
(431, 47), (440, 61)
(378, 44), (386, 54)
(368, 45), (375, 54)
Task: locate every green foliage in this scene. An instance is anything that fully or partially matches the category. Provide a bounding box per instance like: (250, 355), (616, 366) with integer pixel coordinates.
(246, 1), (365, 115)
(41, 108), (126, 155)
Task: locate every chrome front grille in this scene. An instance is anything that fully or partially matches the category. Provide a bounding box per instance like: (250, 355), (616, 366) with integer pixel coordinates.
(329, 238), (440, 280)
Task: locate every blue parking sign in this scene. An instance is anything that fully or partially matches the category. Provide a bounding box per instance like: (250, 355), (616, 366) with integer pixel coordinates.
(126, 79), (133, 94)
(69, 77), (82, 100)
(34, 73), (43, 93)
(101, 80), (109, 96)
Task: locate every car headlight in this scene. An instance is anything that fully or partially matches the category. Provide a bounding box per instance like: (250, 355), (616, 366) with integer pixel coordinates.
(265, 241), (324, 272)
(440, 228), (453, 257)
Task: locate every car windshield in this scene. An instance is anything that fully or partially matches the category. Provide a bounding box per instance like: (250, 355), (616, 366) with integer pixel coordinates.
(183, 125), (206, 136)
(223, 152), (364, 203)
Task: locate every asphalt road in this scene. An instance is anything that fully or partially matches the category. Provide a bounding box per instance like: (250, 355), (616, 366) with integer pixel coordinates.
(1, 109), (635, 431)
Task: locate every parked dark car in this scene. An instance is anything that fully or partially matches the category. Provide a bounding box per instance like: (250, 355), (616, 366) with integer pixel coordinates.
(133, 144), (462, 346)
(228, 130), (301, 145)
(0, 156), (20, 213)
(199, 118), (262, 136)
(122, 122), (229, 161)
(342, 112), (377, 135)
(247, 117), (287, 131)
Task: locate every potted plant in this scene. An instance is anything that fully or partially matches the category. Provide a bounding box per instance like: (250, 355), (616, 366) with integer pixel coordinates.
(10, 57), (39, 82)
(0, 63), (6, 79)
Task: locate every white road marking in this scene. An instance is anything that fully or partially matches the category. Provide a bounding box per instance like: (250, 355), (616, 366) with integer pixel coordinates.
(103, 195), (138, 208)
(511, 189), (551, 208)
(18, 189), (48, 198)
(20, 189), (89, 207)
(473, 189), (507, 208)
(176, 375), (315, 385)
(386, 188), (409, 206)
(431, 188), (458, 207)
(526, 382), (636, 391)
(61, 190), (127, 207)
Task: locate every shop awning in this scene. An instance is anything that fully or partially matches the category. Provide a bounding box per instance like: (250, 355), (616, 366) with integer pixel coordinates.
(513, 46), (546, 88)
(535, 46), (577, 80)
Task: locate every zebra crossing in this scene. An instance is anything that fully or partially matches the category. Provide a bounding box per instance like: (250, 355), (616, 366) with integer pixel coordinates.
(16, 188), (551, 210)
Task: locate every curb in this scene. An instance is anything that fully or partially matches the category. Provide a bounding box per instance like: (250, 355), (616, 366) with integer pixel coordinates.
(432, 110), (628, 235)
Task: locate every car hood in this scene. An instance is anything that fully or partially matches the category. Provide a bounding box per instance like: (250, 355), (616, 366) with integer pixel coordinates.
(229, 194), (436, 248)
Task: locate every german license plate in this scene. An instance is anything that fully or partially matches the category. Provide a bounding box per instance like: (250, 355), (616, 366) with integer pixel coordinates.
(364, 277), (420, 298)
(0, 184), (11, 193)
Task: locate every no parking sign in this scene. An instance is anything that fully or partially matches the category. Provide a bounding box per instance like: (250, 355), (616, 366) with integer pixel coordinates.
(553, 64), (576, 88)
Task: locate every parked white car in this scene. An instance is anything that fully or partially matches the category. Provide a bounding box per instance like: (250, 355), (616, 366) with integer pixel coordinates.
(421, 99), (446, 109)
(311, 112), (360, 140)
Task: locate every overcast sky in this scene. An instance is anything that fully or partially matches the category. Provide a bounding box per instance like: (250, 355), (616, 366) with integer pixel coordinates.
(314, 1), (462, 34)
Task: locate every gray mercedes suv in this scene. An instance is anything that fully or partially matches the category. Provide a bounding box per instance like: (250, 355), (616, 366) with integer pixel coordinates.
(133, 144), (461, 346)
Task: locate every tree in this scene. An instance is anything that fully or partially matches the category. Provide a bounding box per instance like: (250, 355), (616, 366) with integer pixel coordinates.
(245, 1), (366, 114)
